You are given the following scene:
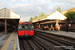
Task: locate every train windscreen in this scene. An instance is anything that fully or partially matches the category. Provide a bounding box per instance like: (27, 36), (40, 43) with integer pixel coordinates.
(18, 24), (34, 30)
(18, 24), (24, 30)
(29, 24), (34, 29)
(25, 24), (29, 30)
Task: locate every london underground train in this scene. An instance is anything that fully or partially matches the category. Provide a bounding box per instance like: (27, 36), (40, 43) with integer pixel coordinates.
(18, 22), (34, 38)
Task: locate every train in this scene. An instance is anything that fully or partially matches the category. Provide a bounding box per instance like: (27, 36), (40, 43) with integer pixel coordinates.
(18, 22), (34, 38)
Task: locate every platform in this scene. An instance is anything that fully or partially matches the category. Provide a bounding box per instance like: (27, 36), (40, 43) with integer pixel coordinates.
(35, 29), (75, 39)
(0, 31), (5, 35)
(0, 31), (19, 50)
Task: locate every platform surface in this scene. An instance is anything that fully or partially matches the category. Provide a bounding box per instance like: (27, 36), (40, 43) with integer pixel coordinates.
(35, 29), (75, 39)
(0, 31), (19, 50)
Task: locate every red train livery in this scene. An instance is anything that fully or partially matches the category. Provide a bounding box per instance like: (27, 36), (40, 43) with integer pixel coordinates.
(18, 22), (34, 38)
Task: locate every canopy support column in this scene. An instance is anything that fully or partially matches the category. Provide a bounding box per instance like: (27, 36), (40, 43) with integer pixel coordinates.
(39, 23), (40, 29)
(5, 19), (7, 34)
(56, 20), (59, 31)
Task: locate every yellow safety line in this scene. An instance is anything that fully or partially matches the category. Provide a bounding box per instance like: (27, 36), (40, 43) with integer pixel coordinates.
(1, 32), (14, 50)
(14, 32), (17, 50)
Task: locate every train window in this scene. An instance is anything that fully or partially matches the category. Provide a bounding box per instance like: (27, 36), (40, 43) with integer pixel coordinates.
(18, 24), (24, 30)
(29, 24), (34, 29)
(22, 26), (24, 28)
(25, 24), (29, 30)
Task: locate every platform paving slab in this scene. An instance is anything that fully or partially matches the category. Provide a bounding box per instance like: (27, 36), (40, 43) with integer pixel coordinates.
(2, 34), (11, 40)
(0, 35), (6, 40)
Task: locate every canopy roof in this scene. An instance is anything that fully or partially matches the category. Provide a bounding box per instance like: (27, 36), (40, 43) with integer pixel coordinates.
(0, 8), (21, 26)
(47, 11), (67, 20)
(0, 8), (21, 19)
(32, 11), (67, 23)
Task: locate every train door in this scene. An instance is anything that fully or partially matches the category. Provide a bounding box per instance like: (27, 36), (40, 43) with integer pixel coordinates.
(24, 24), (29, 36)
(28, 24), (34, 36)
(18, 24), (25, 36)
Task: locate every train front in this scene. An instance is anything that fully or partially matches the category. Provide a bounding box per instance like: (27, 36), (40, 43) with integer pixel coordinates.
(18, 23), (34, 38)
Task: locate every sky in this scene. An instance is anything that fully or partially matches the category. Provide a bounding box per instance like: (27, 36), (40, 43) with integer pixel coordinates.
(0, 0), (75, 21)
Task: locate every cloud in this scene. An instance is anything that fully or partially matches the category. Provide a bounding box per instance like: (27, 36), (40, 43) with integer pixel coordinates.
(0, 0), (5, 2)
(52, 0), (75, 3)
(11, 0), (29, 3)
(20, 17), (29, 21)
(0, 0), (75, 21)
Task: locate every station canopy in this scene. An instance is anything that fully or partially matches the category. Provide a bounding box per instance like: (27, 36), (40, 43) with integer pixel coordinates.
(0, 8), (21, 26)
(32, 11), (67, 23)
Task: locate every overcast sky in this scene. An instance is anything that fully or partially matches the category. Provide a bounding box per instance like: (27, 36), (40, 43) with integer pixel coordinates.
(0, 0), (75, 21)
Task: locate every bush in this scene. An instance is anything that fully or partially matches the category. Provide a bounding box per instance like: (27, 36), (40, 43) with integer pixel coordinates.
(64, 11), (75, 20)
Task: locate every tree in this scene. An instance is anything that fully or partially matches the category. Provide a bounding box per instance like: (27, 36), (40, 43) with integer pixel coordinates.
(57, 5), (61, 12)
(29, 17), (33, 22)
(64, 11), (75, 20)
(34, 16), (38, 19)
(39, 13), (46, 17)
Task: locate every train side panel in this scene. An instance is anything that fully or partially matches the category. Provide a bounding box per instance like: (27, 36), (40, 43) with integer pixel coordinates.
(29, 30), (34, 36)
(18, 30), (24, 36)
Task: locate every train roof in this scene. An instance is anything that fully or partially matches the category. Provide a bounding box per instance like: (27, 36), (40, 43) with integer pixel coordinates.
(19, 22), (33, 25)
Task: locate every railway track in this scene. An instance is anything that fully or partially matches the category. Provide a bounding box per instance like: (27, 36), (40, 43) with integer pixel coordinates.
(35, 30), (75, 42)
(19, 38), (49, 50)
(19, 30), (75, 50)
(19, 38), (34, 50)
(19, 39), (25, 50)
(35, 31), (75, 50)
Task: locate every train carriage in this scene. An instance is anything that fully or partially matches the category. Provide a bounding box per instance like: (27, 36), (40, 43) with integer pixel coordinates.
(18, 22), (34, 38)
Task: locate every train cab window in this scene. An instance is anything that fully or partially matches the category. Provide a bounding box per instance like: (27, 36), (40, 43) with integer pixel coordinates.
(22, 26), (24, 28)
(29, 24), (34, 29)
(18, 24), (24, 30)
